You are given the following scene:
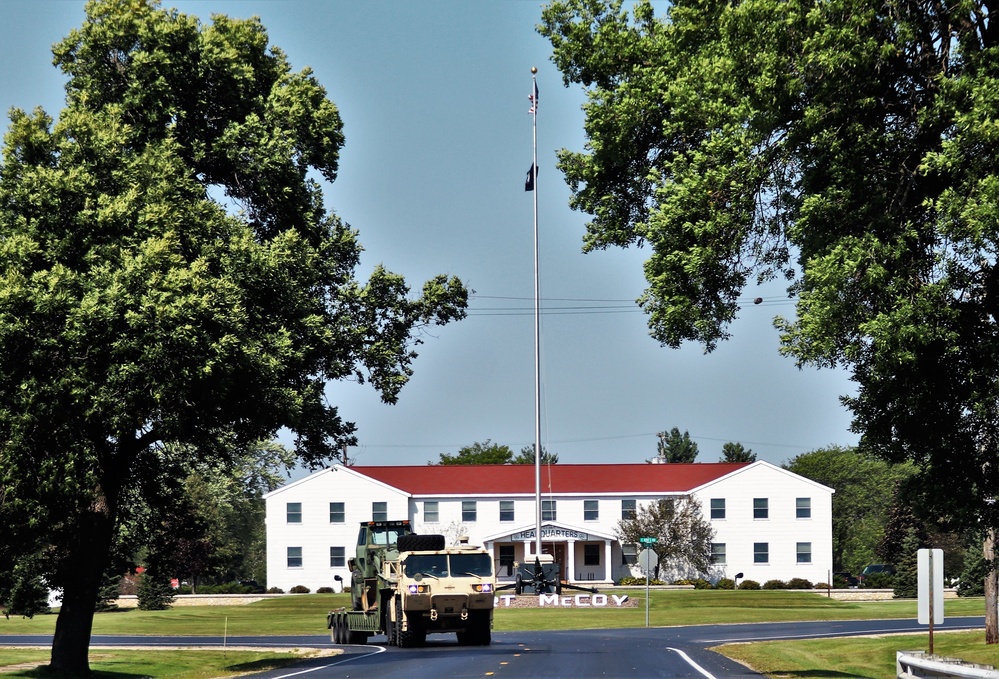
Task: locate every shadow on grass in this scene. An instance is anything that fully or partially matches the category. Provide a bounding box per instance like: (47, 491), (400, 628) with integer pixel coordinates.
(763, 671), (875, 678)
(224, 658), (304, 673)
(14, 667), (147, 678)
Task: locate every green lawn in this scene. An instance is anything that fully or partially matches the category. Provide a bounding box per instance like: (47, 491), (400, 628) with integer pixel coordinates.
(716, 630), (999, 679)
(0, 591), (993, 678)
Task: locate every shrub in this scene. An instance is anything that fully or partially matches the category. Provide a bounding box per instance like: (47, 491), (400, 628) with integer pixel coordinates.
(136, 572), (175, 611)
(616, 576), (665, 586)
(289, 585), (310, 594)
(692, 578), (714, 589)
(316, 586), (335, 594)
(762, 579), (787, 589)
(814, 582), (830, 589)
(863, 571), (895, 589)
(714, 578), (735, 590)
(787, 578), (813, 590)
(738, 579), (761, 590)
(267, 587), (285, 594)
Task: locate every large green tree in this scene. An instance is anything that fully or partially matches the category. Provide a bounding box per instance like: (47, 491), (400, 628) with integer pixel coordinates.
(541, 0), (999, 638)
(0, 1), (466, 673)
(784, 446), (915, 575)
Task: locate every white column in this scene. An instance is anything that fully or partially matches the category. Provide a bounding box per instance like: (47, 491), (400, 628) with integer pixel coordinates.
(566, 540), (576, 583)
(604, 540), (613, 582)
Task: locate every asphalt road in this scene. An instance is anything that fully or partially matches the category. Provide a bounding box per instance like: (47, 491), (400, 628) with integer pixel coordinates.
(1, 617), (987, 678)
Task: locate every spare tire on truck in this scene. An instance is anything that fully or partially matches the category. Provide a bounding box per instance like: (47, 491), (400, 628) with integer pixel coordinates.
(397, 534), (446, 552)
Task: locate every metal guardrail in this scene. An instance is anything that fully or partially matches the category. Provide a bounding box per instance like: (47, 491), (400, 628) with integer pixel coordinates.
(897, 651), (999, 678)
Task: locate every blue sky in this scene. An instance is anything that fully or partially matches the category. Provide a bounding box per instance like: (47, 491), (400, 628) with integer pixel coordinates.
(0, 0), (859, 470)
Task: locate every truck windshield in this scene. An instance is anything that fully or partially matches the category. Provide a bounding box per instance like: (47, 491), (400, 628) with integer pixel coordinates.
(369, 526), (405, 546)
(449, 553), (493, 577)
(404, 554), (449, 578)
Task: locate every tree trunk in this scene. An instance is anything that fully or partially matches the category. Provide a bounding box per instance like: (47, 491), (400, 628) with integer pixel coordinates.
(985, 530), (998, 644)
(49, 505), (115, 676)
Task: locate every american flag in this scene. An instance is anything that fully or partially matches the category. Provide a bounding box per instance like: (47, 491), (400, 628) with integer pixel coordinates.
(528, 81), (539, 114)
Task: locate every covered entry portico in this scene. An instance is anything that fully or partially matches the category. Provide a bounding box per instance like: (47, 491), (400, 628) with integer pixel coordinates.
(483, 522), (618, 585)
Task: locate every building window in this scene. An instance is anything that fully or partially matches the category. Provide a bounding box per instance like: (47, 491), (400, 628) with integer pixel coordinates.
(754, 542), (769, 564)
(499, 500), (514, 522)
(287, 546), (303, 568)
(584, 544), (601, 566)
(710, 498), (726, 520)
(753, 498), (769, 519)
(329, 502), (345, 524)
(797, 542), (812, 563)
(372, 501), (387, 521)
(462, 500), (477, 522)
(542, 500), (557, 521)
(584, 500), (599, 521)
(622, 543), (638, 565)
(622, 499), (636, 520)
(710, 543), (726, 564)
(499, 545), (515, 576)
(287, 502), (302, 524)
(796, 497), (811, 519)
(424, 501), (439, 523)
(330, 546), (345, 568)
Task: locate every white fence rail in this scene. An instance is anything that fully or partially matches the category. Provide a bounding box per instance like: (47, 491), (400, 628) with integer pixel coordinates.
(897, 651), (999, 678)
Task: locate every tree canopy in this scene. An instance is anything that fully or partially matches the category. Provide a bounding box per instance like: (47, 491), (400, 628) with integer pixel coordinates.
(650, 427), (698, 463)
(0, 1), (466, 673)
(720, 442), (755, 463)
(541, 0), (999, 532)
(513, 444), (560, 465)
(616, 496), (714, 580)
(783, 446), (915, 574)
(435, 440), (514, 465)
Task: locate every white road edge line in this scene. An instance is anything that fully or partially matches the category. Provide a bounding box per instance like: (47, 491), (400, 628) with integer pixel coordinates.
(667, 647), (717, 679)
(268, 645), (386, 678)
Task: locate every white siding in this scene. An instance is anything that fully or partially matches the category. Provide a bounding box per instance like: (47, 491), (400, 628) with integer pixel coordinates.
(694, 462), (833, 585)
(264, 467), (410, 592)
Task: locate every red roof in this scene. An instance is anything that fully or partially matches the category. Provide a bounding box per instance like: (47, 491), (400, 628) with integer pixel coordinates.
(350, 463), (749, 496)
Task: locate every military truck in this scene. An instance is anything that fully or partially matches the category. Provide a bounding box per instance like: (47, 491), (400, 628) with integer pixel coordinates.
(327, 520), (496, 647)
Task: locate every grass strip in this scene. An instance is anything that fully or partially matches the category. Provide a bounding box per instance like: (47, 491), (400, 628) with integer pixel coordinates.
(0, 591), (989, 636)
(714, 630), (999, 679)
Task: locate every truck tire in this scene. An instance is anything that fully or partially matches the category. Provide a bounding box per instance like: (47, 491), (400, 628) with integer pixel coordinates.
(396, 533), (446, 552)
(469, 611), (491, 646)
(386, 615), (396, 646)
(397, 620), (425, 648)
(515, 573), (523, 595)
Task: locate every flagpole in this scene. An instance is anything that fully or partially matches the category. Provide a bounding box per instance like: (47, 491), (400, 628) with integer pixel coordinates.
(531, 66), (542, 561)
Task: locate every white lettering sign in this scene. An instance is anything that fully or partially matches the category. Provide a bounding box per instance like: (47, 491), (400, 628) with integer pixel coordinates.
(493, 594), (630, 608)
(510, 525), (590, 541)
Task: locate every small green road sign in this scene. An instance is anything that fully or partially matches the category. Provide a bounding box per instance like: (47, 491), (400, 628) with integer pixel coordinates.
(639, 537), (658, 544)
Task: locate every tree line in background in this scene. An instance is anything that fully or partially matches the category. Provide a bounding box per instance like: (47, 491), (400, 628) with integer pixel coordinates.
(1, 439), (293, 618)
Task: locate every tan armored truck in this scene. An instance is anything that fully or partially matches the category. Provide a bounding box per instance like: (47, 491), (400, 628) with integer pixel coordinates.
(327, 520), (496, 647)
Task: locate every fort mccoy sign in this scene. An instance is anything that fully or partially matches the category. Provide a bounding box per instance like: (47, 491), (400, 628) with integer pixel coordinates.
(494, 593), (632, 608)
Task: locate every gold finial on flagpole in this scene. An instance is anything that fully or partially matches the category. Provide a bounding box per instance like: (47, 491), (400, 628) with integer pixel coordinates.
(531, 66), (537, 74)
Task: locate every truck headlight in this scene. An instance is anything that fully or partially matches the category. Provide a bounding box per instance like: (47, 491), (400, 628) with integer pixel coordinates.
(408, 584), (429, 594)
(472, 583), (493, 593)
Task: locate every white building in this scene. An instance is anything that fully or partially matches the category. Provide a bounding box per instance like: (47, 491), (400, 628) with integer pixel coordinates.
(263, 461), (833, 592)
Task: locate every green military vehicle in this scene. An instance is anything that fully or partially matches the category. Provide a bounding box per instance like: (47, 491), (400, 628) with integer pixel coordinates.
(327, 520), (496, 647)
